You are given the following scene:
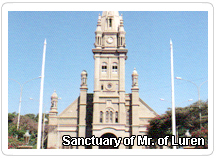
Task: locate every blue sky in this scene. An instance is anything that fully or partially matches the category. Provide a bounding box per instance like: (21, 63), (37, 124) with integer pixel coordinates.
(8, 11), (208, 115)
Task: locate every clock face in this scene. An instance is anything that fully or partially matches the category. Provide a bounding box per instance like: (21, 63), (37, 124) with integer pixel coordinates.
(106, 83), (112, 90)
(107, 37), (114, 44)
(107, 83), (112, 89)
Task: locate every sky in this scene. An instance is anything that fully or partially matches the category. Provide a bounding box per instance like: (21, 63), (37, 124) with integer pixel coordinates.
(8, 11), (208, 115)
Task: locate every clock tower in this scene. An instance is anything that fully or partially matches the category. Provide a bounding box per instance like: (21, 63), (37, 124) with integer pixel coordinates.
(47, 11), (158, 149)
(92, 11), (128, 148)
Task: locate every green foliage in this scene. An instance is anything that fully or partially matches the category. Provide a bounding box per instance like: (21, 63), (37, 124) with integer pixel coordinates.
(147, 100), (208, 149)
(24, 113), (38, 122)
(8, 112), (17, 123)
(191, 127), (208, 149)
(8, 112), (49, 149)
(8, 135), (24, 149)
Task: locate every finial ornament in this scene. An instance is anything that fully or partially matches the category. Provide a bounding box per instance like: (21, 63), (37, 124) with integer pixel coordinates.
(132, 67), (138, 76)
(44, 38), (47, 45)
(51, 90), (58, 99)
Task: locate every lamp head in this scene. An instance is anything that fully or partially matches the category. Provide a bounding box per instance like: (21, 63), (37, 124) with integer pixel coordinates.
(175, 77), (182, 80)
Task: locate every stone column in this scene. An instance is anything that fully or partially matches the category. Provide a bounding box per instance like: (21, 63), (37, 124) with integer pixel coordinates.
(119, 54), (126, 124)
(78, 70), (88, 149)
(131, 68), (141, 149)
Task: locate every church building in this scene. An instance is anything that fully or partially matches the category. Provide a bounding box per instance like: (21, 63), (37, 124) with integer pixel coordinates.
(47, 11), (157, 149)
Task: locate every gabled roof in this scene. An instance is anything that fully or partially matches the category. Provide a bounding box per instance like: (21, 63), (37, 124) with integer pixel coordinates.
(139, 98), (158, 116)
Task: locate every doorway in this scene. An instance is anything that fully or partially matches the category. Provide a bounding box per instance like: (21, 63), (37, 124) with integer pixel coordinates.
(99, 133), (119, 149)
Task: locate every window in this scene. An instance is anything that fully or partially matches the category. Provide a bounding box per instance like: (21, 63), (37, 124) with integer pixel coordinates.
(100, 111), (103, 123)
(101, 85), (103, 90)
(110, 111), (113, 123)
(102, 62), (107, 72)
(105, 109), (114, 123)
(106, 111), (109, 123)
(109, 18), (112, 27)
(134, 78), (136, 83)
(115, 111), (118, 123)
(83, 78), (86, 85)
(52, 101), (56, 107)
(112, 63), (118, 72)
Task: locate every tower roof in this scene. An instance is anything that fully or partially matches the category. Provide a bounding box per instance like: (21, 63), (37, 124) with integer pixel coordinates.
(51, 90), (58, 99)
(102, 11), (119, 17)
(81, 70), (87, 76)
(100, 11), (122, 32)
(132, 68), (138, 75)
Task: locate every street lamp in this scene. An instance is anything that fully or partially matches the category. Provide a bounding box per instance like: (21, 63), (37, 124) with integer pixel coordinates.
(175, 77), (208, 129)
(160, 98), (193, 106)
(9, 76), (41, 130)
(160, 98), (165, 101)
(185, 129), (191, 137)
(23, 130), (31, 145)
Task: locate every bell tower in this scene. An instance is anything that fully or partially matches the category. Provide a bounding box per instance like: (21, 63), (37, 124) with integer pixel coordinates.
(92, 12), (128, 147)
(92, 11), (127, 96)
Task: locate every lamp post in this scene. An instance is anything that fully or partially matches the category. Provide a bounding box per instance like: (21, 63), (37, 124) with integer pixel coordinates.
(37, 39), (47, 149)
(9, 76), (41, 130)
(175, 77), (207, 129)
(170, 39), (176, 149)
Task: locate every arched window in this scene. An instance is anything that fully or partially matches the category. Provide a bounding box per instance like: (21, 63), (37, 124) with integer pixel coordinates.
(115, 111), (118, 123)
(112, 63), (118, 72)
(110, 111), (113, 123)
(105, 109), (114, 123)
(102, 62), (107, 72)
(52, 101), (56, 107)
(101, 85), (104, 90)
(83, 78), (86, 85)
(109, 18), (112, 27)
(100, 111), (103, 123)
(106, 111), (109, 123)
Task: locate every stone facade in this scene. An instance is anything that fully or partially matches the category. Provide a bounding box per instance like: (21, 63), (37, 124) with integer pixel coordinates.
(47, 11), (157, 149)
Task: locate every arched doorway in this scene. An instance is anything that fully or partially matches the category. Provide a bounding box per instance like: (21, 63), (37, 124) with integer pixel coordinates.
(99, 133), (119, 149)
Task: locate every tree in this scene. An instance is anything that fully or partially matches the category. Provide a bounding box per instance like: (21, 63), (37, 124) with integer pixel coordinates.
(8, 112), (49, 149)
(147, 100), (208, 149)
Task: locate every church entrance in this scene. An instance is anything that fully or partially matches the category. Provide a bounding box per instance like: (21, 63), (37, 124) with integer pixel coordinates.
(99, 133), (119, 149)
